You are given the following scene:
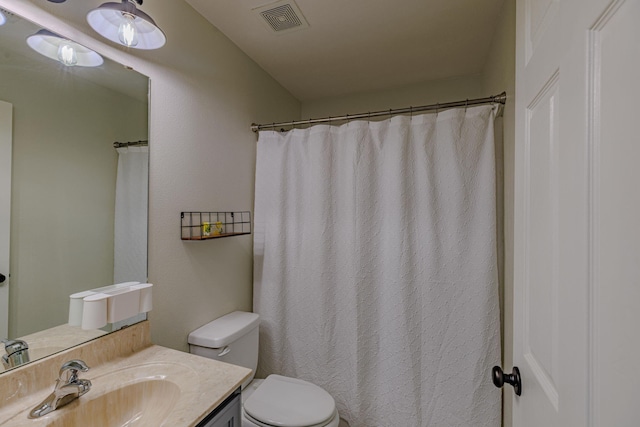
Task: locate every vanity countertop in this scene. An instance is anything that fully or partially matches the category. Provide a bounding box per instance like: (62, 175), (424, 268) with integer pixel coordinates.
(1, 324), (107, 373)
(0, 321), (251, 426)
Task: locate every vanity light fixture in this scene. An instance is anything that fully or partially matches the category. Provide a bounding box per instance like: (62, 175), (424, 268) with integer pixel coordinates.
(27, 30), (104, 67)
(87, 0), (166, 50)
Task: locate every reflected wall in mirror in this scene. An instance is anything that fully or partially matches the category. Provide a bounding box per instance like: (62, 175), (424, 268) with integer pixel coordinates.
(0, 7), (149, 373)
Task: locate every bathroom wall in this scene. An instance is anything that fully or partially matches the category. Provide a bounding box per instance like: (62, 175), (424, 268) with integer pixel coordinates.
(7, 1), (514, 386)
(301, 74), (485, 119)
(1, 64), (147, 338)
(6, 0), (300, 351)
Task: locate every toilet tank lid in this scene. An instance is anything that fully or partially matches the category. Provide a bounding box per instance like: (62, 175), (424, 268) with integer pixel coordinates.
(188, 311), (260, 348)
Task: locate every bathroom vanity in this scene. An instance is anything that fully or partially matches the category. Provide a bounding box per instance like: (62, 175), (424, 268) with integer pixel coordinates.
(196, 388), (241, 427)
(0, 321), (251, 426)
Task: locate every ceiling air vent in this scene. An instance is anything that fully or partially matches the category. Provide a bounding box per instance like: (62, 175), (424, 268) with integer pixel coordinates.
(254, 1), (309, 34)
(0, 8), (19, 23)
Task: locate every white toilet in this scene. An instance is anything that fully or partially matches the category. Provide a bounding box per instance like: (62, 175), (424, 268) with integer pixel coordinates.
(188, 311), (340, 427)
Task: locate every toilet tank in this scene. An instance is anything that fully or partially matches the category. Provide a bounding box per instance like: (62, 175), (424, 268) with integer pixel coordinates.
(188, 311), (260, 388)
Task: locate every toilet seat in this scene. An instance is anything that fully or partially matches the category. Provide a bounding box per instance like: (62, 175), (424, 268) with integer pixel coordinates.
(243, 408), (339, 427)
(243, 375), (337, 427)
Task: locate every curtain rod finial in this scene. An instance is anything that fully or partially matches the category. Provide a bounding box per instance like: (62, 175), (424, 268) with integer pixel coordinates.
(494, 92), (507, 104)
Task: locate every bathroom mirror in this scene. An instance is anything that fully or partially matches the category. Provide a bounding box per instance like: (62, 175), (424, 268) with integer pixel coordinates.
(0, 8), (149, 372)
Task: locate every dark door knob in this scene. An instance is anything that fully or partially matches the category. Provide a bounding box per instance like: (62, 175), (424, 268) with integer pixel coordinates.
(0, 273), (5, 283)
(492, 366), (522, 396)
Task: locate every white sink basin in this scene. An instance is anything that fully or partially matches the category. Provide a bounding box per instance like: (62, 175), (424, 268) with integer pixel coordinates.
(1, 362), (196, 427)
(46, 379), (180, 427)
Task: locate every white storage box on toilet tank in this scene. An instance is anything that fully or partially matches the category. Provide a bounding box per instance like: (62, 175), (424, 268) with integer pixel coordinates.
(188, 311), (260, 390)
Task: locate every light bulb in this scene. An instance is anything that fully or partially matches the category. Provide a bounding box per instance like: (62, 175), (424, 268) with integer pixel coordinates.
(57, 42), (78, 66)
(118, 13), (138, 47)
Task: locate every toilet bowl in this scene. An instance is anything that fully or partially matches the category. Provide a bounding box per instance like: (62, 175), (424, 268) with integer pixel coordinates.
(188, 311), (340, 427)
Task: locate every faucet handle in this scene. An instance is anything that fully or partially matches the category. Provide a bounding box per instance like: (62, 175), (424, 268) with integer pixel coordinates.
(3, 339), (29, 355)
(2, 340), (30, 369)
(59, 359), (90, 383)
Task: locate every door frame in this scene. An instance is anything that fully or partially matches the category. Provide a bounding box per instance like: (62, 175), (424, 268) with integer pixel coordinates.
(0, 100), (13, 339)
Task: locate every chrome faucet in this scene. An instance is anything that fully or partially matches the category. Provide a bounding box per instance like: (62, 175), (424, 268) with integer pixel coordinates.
(1, 339), (30, 369)
(29, 359), (92, 418)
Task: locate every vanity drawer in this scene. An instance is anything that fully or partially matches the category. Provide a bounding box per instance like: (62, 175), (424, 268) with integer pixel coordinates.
(196, 387), (241, 427)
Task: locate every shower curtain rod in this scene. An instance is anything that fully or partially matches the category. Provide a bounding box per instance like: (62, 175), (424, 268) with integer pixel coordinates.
(113, 140), (148, 148)
(250, 92), (506, 132)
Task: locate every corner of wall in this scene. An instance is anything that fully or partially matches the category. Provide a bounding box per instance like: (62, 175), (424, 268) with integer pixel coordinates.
(480, 1), (516, 426)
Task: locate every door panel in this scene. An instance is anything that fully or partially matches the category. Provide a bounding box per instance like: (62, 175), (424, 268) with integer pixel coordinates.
(515, 0), (640, 425)
(590, 1), (640, 424)
(525, 0), (559, 63)
(516, 0), (590, 426)
(524, 72), (560, 411)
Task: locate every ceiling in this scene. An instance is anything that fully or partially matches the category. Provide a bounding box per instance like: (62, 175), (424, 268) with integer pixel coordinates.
(185, 0), (506, 101)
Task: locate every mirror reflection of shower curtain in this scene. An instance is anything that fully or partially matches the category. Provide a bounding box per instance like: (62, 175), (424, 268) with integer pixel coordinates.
(112, 146), (148, 329)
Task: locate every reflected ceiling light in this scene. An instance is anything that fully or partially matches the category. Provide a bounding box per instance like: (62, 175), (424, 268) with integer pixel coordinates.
(87, 0), (166, 50)
(26, 30), (104, 67)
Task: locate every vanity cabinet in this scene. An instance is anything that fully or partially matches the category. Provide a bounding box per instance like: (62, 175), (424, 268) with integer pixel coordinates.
(196, 388), (241, 427)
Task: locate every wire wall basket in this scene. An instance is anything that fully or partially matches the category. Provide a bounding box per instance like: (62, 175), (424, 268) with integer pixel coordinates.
(181, 211), (251, 240)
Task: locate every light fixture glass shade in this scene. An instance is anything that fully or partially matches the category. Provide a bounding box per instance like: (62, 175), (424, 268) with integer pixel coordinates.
(0, 10), (7, 26)
(26, 30), (104, 67)
(87, 1), (166, 50)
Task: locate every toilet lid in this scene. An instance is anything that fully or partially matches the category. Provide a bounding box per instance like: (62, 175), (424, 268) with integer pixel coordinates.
(244, 375), (336, 427)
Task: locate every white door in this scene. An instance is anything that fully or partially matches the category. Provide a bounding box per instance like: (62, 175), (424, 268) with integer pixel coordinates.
(513, 0), (640, 425)
(0, 100), (12, 339)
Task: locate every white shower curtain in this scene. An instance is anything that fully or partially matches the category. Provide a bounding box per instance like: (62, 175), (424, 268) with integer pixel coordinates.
(253, 105), (501, 427)
(114, 146), (148, 284)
